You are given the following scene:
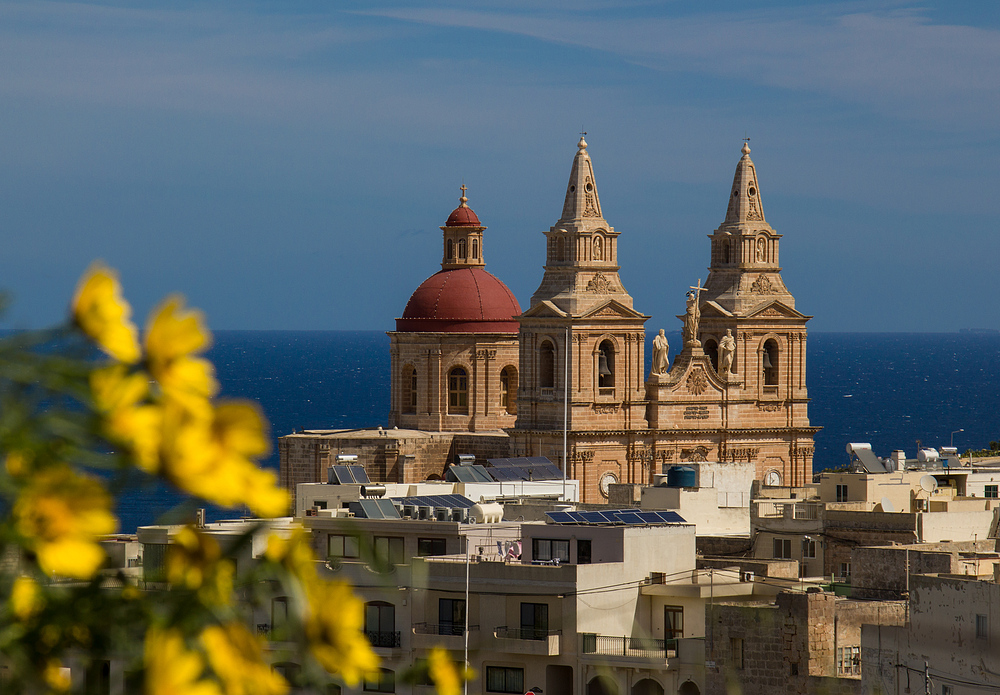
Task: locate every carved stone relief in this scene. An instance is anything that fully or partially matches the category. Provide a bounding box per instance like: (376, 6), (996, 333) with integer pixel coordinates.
(687, 369), (708, 395)
(750, 274), (773, 294)
(587, 273), (617, 294)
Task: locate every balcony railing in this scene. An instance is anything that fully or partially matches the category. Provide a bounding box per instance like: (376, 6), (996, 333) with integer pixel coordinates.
(581, 634), (677, 659)
(366, 630), (401, 648)
(413, 623), (480, 636)
(494, 626), (561, 641)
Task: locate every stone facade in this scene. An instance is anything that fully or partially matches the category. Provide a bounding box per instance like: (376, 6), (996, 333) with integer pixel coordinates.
(706, 591), (905, 695)
(513, 139), (817, 503)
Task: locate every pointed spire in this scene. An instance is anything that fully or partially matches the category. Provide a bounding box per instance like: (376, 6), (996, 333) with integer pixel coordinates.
(723, 141), (765, 224)
(558, 134), (603, 223)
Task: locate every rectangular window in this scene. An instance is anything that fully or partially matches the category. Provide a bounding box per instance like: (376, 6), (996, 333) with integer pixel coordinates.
(363, 669), (395, 693)
(977, 614), (988, 640)
(986, 485), (998, 499)
(941, 686), (953, 695)
(417, 538), (447, 556)
(486, 667), (524, 693)
(271, 597), (288, 637)
(802, 538), (816, 559)
(837, 645), (860, 675)
(374, 536), (405, 567)
(836, 484), (848, 503)
(577, 539), (592, 564)
(439, 598), (466, 636)
(665, 606), (684, 640)
(328, 534), (360, 559)
(840, 562), (852, 579)
(731, 637), (744, 669)
(773, 538), (792, 559)
(520, 602), (549, 640)
(532, 538), (570, 563)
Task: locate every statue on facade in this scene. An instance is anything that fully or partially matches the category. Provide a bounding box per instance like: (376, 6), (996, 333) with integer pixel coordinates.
(683, 280), (705, 347)
(719, 328), (736, 376)
(651, 329), (670, 376)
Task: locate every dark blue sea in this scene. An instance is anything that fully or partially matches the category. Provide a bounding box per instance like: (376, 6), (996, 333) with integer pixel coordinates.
(116, 331), (1000, 532)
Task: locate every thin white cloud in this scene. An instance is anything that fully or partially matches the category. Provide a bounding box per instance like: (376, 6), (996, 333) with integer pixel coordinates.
(365, 5), (1000, 130)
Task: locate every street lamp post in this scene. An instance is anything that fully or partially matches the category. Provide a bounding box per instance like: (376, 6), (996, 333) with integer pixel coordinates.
(951, 429), (964, 448)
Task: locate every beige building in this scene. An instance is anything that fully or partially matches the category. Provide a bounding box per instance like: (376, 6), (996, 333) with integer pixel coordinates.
(513, 139), (817, 502)
(388, 187), (521, 433)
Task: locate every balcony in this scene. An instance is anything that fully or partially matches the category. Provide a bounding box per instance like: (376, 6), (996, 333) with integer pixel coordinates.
(492, 627), (561, 656)
(412, 623), (480, 650)
(366, 630), (401, 649)
(581, 634), (677, 662)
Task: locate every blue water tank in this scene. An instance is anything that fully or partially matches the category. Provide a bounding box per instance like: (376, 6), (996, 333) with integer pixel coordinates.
(666, 465), (697, 488)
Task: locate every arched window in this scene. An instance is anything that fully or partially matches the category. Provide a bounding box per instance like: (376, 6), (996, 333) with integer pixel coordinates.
(723, 239), (731, 264)
(401, 365), (416, 413)
(471, 238), (479, 259)
(556, 237), (565, 262)
(446, 239), (454, 259)
(448, 367), (468, 414)
(458, 239), (467, 259)
(364, 602), (397, 649)
(539, 341), (555, 388)
(704, 339), (719, 374)
(588, 676), (619, 695)
(598, 339), (615, 388)
(500, 366), (518, 415)
(763, 339), (779, 386)
(631, 678), (664, 695)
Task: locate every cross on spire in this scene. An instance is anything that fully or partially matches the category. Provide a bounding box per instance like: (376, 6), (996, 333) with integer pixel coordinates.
(689, 278), (706, 299)
(459, 183), (468, 206)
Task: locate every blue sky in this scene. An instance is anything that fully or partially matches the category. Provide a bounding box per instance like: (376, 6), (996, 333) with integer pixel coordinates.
(1, 1), (998, 332)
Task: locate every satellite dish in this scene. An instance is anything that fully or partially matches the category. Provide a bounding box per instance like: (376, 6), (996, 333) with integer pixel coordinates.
(880, 497), (896, 513)
(919, 475), (938, 493)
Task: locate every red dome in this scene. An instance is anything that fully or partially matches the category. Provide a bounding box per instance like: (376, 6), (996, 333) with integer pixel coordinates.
(397, 268), (521, 333)
(445, 204), (482, 227)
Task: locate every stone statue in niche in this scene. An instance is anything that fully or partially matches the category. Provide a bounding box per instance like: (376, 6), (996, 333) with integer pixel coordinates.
(593, 236), (603, 261)
(756, 237), (766, 262)
(651, 329), (670, 376)
(719, 328), (736, 376)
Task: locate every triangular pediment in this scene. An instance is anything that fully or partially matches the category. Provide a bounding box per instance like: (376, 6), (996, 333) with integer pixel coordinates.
(701, 301), (733, 318)
(745, 300), (809, 320)
(580, 299), (647, 320)
(520, 300), (569, 319)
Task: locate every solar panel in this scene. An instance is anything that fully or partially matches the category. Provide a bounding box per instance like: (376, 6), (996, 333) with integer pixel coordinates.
(357, 499), (383, 519)
(447, 466), (478, 483)
(636, 511), (665, 524)
(654, 511), (686, 523)
(331, 465), (355, 484)
(580, 511), (608, 523)
(469, 465), (494, 482)
(615, 511), (645, 524)
(350, 466), (371, 484)
(545, 511), (576, 524)
(375, 499), (400, 519)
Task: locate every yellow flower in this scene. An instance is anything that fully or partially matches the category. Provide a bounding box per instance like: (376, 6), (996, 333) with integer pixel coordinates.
(304, 579), (379, 686)
(201, 623), (289, 695)
(13, 465), (117, 579)
(144, 296), (217, 411)
(5, 451), (30, 476)
(90, 365), (163, 473)
(42, 659), (70, 692)
(166, 526), (233, 606)
(426, 647), (470, 695)
(9, 576), (45, 621)
(159, 400), (287, 518)
(145, 626), (222, 695)
(71, 263), (141, 364)
(264, 529), (317, 585)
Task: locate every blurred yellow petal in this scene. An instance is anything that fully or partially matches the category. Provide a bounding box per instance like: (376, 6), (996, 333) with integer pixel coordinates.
(201, 623), (289, 695)
(9, 576), (44, 621)
(72, 263), (141, 364)
(42, 659), (70, 693)
(427, 647), (467, 695)
(145, 296), (211, 366)
(13, 466), (117, 579)
(158, 356), (218, 412)
(5, 451), (30, 477)
(145, 627), (222, 695)
(305, 580), (379, 685)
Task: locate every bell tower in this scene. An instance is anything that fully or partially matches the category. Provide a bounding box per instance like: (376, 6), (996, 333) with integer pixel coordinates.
(697, 142), (815, 485)
(514, 136), (650, 502)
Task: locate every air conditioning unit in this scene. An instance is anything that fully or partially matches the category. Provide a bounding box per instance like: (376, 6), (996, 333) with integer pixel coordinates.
(741, 571), (755, 583)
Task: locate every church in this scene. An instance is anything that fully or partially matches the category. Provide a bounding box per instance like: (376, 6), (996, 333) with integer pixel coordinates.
(280, 138), (818, 503)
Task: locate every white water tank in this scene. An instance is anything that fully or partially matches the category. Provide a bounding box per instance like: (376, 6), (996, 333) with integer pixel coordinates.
(470, 501), (503, 523)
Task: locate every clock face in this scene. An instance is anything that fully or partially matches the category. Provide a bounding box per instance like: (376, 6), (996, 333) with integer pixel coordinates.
(599, 471), (619, 498)
(765, 470), (781, 486)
